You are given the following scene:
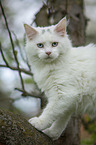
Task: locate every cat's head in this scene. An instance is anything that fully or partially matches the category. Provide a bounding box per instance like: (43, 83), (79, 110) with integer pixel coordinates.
(24, 17), (71, 63)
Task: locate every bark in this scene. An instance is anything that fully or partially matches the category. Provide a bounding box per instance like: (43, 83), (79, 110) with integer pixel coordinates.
(0, 109), (53, 145)
(0, 109), (81, 145)
(35, 0), (86, 46)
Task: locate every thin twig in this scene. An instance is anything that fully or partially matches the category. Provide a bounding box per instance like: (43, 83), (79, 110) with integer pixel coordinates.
(0, 64), (32, 76)
(0, 1), (42, 99)
(12, 31), (27, 63)
(0, 1), (25, 90)
(0, 43), (32, 76)
(0, 44), (42, 99)
(0, 43), (9, 67)
(0, 42), (42, 99)
(15, 88), (43, 99)
(12, 31), (31, 72)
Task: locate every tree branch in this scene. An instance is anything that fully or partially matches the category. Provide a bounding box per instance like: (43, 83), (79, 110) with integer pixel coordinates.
(0, 1), (25, 90)
(0, 42), (42, 99)
(0, 43), (10, 67)
(12, 31), (27, 64)
(0, 109), (53, 145)
(15, 87), (43, 99)
(0, 43), (32, 76)
(0, 64), (32, 76)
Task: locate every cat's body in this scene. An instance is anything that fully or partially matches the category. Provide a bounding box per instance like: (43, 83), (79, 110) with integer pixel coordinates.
(24, 18), (96, 140)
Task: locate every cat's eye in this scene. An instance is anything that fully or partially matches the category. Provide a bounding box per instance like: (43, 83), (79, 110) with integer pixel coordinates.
(52, 42), (58, 47)
(37, 43), (44, 48)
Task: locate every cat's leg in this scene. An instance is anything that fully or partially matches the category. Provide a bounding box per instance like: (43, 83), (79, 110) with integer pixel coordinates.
(29, 95), (75, 131)
(43, 114), (72, 140)
(29, 102), (57, 130)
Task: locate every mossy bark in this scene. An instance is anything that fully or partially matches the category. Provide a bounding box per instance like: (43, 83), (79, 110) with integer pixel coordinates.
(0, 109), (81, 145)
(0, 109), (54, 145)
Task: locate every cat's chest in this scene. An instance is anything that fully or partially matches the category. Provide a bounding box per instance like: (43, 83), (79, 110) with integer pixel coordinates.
(33, 67), (57, 91)
(33, 62), (74, 93)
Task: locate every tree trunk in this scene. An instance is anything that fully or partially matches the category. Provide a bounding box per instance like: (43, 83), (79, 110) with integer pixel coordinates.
(35, 0), (86, 46)
(35, 0), (86, 145)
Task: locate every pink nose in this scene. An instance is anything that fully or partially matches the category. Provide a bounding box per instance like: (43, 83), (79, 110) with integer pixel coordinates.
(46, 51), (51, 56)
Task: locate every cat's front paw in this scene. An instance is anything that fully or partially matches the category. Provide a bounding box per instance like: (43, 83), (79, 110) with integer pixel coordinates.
(28, 117), (45, 130)
(43, 128), (60, 140)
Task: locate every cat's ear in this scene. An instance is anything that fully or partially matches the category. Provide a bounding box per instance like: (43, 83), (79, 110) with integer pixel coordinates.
(24, 24), (38, 40)
(54, 17), (66, 37)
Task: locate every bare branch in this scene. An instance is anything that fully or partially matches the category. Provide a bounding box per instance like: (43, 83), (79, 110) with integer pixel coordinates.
(12, 31), (31, 72)
(0, 42), (32, 76)
(0, 1), (25, 90)
(0, 42), (42, 99)
(0, 43), (10, 67)
(0, 1), (42, 100)
(15, 88), (43, 99)
(12, 31), (27, 63)
(0, 64), (32, 76)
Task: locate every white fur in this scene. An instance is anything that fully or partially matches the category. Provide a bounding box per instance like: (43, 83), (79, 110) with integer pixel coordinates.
(25, 25), (96, 140)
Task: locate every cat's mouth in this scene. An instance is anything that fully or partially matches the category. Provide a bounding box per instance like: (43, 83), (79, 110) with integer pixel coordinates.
(38, 53), (59, 62)
(39, 56), (55, 62)
(46, 56), (52, 59)
(44, 55), (58, 62)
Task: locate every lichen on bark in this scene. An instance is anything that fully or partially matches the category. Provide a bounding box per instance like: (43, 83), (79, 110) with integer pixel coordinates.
(0, 109), (53, 145)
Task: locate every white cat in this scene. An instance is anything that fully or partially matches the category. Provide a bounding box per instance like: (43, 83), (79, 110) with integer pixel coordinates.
(24, 17), (96, 140)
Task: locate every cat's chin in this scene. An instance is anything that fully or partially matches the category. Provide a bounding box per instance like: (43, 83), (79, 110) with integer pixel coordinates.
(40, 56), (57, 63)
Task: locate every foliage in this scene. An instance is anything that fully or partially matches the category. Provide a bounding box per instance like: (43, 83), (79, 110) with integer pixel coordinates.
(81, 114), (96, 145)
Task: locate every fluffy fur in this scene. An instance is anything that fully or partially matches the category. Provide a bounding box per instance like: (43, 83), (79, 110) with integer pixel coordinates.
(24, 18), (96, 140)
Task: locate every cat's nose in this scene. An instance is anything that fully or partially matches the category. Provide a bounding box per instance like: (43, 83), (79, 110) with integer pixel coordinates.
(46, 51), (51, 56)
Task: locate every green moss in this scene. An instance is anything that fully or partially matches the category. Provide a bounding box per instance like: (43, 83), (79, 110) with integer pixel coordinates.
(0, 109), (53, 145)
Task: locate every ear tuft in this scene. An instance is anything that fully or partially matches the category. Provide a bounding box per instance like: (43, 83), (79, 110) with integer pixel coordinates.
(24, 24), (38, 40)
(54, 17), (66, 37)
